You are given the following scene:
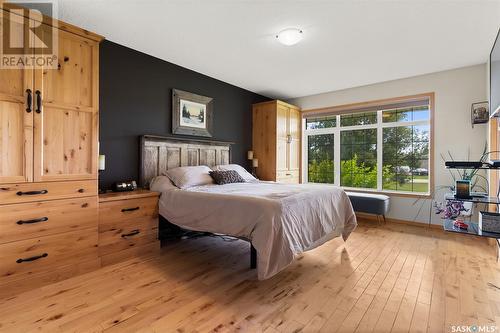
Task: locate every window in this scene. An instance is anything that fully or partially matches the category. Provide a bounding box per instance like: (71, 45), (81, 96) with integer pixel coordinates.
(306, 115), (336, 129)
(303, 96), (432, 195)
(308, 134), (334, 183)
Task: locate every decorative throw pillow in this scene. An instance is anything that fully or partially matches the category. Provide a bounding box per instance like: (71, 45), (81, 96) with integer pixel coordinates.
(212, 164), (257, 182)
(209, 170), (245, 185)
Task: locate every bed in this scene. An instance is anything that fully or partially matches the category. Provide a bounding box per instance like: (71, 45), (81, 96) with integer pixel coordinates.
(140, 135), (357, 280)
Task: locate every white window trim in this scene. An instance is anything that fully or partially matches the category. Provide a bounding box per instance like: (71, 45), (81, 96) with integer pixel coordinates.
(302, 110), (431, 195)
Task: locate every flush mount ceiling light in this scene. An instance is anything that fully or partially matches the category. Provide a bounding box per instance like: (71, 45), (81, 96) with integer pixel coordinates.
(276, 28), (303, 46)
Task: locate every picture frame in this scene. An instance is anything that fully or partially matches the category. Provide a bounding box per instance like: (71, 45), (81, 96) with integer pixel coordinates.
(172, 89), (213, 137)
(471, 101), (489, 127)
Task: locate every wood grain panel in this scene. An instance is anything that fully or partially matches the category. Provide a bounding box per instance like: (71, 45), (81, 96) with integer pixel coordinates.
(36, 25), (96, 109)
(219, 150), (228, 165)
(0, 257), (99, 299)
(34, 106), (95, 181)
(33, 22), (99, 182)
(100, 242), (160, 267)
(142, 146), (159, 184)
(289, 107), (301, 175)
(252, 102), (277, 180)
(2, 223), (498, 332)
(187, 149), (199, 166)
(0, 101), (32, 183)
(0, 180), (96, 204)
(139, 135), (232, 187)
(98, 217), (158, 256)
(252, 100), (301, 182)
(0, 196), (97, 244)
(0, 12), (33, 183)
(200, 148), (216, 166)
(0, 227), (98, 284)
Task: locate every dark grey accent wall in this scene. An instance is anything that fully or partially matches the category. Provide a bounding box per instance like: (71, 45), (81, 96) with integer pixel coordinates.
(99, 40), (269, 190)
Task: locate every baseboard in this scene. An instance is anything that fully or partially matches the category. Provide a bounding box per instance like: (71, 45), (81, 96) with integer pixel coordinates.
(355, 213), (442, 230)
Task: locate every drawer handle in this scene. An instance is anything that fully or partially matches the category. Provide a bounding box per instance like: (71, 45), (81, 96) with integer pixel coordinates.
(285, 173), (292, 176)
(16, 190), (48, 196)
(17, 217), (48, 225)
(121, 229), (140, 238)
(121, 207), (140, 212)
(78, 188), (85, 193)
(16, 253), (48, 263)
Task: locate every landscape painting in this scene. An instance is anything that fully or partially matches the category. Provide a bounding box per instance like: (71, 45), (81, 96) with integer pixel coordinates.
(172, 89), (213, 137)
(180, 99), (206, 129)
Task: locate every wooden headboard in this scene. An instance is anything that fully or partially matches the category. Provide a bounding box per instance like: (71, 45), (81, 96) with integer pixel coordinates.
(139, 135), (233, 187)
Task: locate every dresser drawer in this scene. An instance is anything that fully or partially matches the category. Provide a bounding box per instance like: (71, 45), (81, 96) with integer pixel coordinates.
(99, 218), (158, 256)
(0, 228), (98, 283)
(99, 196), (158, 225)
(276, 170), (300, 183)
(0, 197), (98, 244)
(0, 180), (97, 204)
(99, 214), (158, 255)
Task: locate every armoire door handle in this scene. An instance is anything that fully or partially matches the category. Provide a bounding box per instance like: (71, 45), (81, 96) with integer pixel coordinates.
(35, 90), (41, 113)
(26, 89), (32, 113)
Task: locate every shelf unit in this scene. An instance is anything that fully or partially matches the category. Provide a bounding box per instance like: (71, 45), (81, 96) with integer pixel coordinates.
(443, 194), (500, 239)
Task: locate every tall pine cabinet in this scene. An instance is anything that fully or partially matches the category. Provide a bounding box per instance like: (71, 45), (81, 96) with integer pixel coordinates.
(252, 100), (301, 183)
(0, 6), (103, 297)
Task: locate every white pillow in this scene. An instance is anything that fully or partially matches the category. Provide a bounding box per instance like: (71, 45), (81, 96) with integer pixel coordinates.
(150, 175), (178, 192)
(165, 165), (213, 189)
(212, 164), (257, 182)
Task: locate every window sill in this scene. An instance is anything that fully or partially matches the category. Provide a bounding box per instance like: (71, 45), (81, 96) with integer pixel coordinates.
(340, 187), (431, 199)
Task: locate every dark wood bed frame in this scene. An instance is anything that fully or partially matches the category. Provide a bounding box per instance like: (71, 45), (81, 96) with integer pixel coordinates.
(139, 135), (257, 269)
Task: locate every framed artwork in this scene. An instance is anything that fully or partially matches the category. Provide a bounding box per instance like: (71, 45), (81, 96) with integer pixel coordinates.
(172, 89), (213, 137)
(471, 101), (489, 127)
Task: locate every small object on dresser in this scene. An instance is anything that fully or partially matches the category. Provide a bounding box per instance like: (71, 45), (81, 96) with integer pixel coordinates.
(113, 180), (137, 192)
(479, 211), (500, 234)
(453, 219), (469, 230)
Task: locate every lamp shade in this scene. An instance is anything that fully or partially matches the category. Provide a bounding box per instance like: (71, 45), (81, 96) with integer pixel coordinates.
(252, 158), (259, 168)
(98, 155), (105, 171)
(247, 151), (254, 160)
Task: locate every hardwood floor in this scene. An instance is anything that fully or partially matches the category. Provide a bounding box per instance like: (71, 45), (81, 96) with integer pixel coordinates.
(1, 221), (500, 333)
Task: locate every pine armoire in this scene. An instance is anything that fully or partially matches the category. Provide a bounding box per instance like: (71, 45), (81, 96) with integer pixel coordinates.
(252, 100), (301, 183)
(0, 4), (103, 297)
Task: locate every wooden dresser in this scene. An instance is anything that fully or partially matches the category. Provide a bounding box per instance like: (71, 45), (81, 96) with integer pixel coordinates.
(252, 100), (302, 183)
(0, 6), (103, 297)
(98, 190), (160, 266)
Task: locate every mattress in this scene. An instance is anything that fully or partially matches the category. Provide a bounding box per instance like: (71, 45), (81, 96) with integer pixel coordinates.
(151, 178), (357, 279)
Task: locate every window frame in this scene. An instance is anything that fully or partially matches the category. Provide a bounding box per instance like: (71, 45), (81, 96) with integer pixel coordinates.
(302, 93), (434, 198)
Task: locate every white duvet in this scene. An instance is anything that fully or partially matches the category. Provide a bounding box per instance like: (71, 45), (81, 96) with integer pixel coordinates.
(151, 178), (357, 280)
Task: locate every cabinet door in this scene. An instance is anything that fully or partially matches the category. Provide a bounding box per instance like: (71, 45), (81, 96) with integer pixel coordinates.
(33, 25), (98, 182)
(0, 13), (33, 183)
(288, 108), (301, 173)
(276, 104), (289, 172)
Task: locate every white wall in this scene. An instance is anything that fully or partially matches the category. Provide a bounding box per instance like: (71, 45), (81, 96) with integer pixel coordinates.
(289, 64), (488, 225)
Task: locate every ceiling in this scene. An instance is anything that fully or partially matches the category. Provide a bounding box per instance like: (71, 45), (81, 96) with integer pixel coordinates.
(56, 0), (500, 99)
